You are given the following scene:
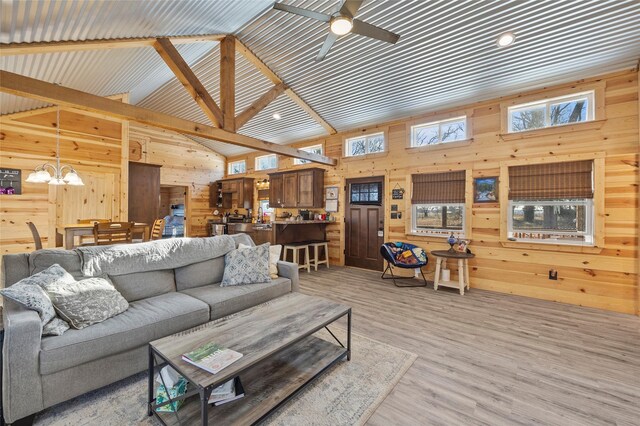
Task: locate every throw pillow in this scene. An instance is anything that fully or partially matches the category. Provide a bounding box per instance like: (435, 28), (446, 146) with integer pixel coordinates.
(0, 264), (74, 336)
(221, 243), (271, 286)
(239, 243), (282, 279)
(39, 276), (129, 329)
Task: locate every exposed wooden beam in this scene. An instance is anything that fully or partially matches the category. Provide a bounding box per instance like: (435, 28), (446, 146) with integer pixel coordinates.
(235, 38), (337, 135)
(0, 70), (337, 166)
(220, 36), (236, 132)
(235, 82), (288, 130)
(0, 34), (224, 57)
(153, 37), (223, 127)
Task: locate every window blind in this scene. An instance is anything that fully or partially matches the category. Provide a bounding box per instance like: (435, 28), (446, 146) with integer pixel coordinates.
(411, 170), (466, 204)
(508, 160), (593, 200)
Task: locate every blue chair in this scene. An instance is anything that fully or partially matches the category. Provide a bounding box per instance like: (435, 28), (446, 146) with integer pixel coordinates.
(380, 242), (430, 287)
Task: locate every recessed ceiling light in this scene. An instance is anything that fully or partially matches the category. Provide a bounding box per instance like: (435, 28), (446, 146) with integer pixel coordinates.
(496, 32), (516, 47)
(330, 16), (353, 36)
(272, 113), (282, 120)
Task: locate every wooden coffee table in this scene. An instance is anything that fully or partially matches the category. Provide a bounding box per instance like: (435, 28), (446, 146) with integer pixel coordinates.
(147, 293), (351, 425)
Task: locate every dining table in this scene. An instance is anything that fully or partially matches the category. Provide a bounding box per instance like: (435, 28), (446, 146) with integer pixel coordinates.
(59, 222), (151, 249)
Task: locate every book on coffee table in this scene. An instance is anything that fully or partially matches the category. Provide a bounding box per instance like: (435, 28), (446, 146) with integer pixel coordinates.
(208, 377), (245, 406)
(182, 342), (243, 374)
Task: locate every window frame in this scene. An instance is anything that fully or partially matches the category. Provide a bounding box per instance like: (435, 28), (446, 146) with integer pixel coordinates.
(499, 154), (605, 252)
(410, 116), (467, 147)
(507, 199), (594, 246)
(344, 132), (386, 157)
(411, 203), (466, 237)
(255, 154), (278, 171)
(294, 144), (323, 165)
(507, 91), (595, 133)
(227, 159), (246, 175)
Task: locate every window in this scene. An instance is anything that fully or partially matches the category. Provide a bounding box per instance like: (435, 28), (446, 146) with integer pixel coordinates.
(294, 144), (323, 165)
(227, 160), (246, 175)
(258, 199), (274, 222)
(411, 170), (466, 237)
(345, 132), (385, 157)
(507, 160), (594, 245)
(350, 182), (382, 205)
(508, 91), (594, 133)
(255, 154), (277, 171)
(411, 116), (467, 147)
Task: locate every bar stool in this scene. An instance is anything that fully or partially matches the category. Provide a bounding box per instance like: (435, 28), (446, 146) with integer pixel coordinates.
(308, 240), (330, 271)
(283, 242), (311, 273)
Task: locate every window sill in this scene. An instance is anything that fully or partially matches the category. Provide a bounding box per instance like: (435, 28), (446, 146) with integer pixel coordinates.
(500, 240), (603, 254)
(342, 151), (389, 162)
(406, 232), (467, 242)
(405, 138), (473, 152)
(499, 120), (605, 141)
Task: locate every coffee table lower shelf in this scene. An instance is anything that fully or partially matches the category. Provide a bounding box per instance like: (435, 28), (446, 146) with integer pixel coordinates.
(153, 335), (347, 426)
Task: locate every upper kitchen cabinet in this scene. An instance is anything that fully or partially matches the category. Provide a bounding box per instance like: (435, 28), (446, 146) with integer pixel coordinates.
(210, 177), (254, 209)
(268, 168), (324, 208)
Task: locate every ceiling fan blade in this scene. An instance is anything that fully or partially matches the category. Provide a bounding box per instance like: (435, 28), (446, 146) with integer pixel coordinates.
(339, 0), (364, 19)
(273, 3), (331, 22)
(316, 32), (339, 61)
(351, 19), (400, 44)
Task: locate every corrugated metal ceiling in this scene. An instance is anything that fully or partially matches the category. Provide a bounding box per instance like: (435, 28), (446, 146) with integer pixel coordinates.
(1, 0), (639, 157)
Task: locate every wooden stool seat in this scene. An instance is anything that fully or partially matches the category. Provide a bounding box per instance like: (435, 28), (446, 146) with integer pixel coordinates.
(283, 243), (311, 273)
(308, 240), (330, 271)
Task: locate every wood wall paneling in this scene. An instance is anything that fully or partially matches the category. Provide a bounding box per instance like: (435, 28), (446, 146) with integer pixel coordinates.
(227, 70), (639, 315)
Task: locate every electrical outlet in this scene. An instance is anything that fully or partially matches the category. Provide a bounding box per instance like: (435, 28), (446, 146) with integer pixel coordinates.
(548, 269), (558, 280)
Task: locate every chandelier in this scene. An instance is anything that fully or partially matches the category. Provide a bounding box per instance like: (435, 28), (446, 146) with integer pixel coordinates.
(25, 107), (84, 186)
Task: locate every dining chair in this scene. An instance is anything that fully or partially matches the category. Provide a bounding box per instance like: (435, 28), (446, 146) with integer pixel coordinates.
(93, 222), (134, 245)
(26, 221), (43, 250)
(150, 219), (165, 240)
(77, 219), (110, 244)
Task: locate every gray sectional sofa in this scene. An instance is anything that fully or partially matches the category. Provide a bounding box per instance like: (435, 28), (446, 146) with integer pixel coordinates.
(1, 235), (299, 424)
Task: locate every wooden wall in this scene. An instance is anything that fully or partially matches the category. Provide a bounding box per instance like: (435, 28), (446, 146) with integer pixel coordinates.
(0, 109), (224, 257)
(0, 108), (125, 254)
(129, 124), (225, 237)
(228, 70), (639, 315)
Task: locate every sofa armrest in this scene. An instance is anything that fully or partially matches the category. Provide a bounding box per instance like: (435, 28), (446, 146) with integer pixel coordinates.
(277, 261), (299, 292)
(2, 300), (44, 423)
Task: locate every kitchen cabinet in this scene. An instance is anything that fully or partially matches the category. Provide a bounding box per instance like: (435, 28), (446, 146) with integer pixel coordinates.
(212, 177), (254, 209)
(268, 168), (325, 208)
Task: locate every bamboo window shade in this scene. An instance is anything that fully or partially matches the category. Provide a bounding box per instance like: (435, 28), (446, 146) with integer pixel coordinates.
(508, 160), (594, 200)
(411, 170), (466, 203)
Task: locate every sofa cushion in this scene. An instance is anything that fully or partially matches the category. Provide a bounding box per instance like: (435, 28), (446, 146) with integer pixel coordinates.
(109, 269), (176, 302)
(29, 250), (84, 279)
(221, 244), (271, 287)
(180, 277), (291, 320)
(40, 292), (209, 374)
(174, 257), (225, 291)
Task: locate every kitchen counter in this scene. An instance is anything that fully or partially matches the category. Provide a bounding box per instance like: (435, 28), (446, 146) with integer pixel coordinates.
(271, 220), (333, 225)
(227, 221), (330, 246)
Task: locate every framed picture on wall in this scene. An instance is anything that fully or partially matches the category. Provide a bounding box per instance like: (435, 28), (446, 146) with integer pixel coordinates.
(325, 186), (338, 200)
(474, 177), (498, 203)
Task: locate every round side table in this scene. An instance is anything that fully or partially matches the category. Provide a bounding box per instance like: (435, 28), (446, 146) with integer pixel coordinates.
(431, 250), (475, 295)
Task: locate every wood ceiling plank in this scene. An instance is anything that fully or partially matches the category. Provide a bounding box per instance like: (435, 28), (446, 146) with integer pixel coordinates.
(235, 38), (337, 135)
(236, 82), (288, 130)
(153, 37), (223, 127)
(0, 70), (337, 166)
(220, 36), (236, 132)
(0, 34), (224, 56)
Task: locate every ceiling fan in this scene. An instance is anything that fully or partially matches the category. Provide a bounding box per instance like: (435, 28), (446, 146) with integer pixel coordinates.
(273, 0), (401, 61)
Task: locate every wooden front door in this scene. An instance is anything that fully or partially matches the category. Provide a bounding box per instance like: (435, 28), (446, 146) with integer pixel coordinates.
(128, 162), (161, 225)
(345, 176), (385, 271)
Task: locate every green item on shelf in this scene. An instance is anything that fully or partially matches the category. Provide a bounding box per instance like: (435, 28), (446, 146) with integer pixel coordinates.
(155, 377), (188, 413)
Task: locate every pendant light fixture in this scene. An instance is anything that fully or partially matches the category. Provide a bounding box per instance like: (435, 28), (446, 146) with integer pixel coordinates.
(25, 107), (84, 186)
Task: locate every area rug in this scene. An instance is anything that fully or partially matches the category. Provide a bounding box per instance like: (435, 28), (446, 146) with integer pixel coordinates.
(35, 330), (417, 426)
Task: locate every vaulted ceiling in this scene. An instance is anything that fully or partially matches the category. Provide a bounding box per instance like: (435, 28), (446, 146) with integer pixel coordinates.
(2, 0), (639, 157)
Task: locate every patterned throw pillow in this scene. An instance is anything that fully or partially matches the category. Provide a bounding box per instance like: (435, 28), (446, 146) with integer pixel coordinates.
(39, 276), (129, 329)
(238, 243), (282, 279)
(0, 264), (74, 336)
(221, 243), (271, 286)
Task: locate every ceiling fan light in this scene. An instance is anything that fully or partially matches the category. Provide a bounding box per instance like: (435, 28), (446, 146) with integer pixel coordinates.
(330, 16), (352, 35)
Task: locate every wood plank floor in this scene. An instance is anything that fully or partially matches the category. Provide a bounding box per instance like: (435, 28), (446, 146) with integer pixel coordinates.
(299, 267), (640, 426)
